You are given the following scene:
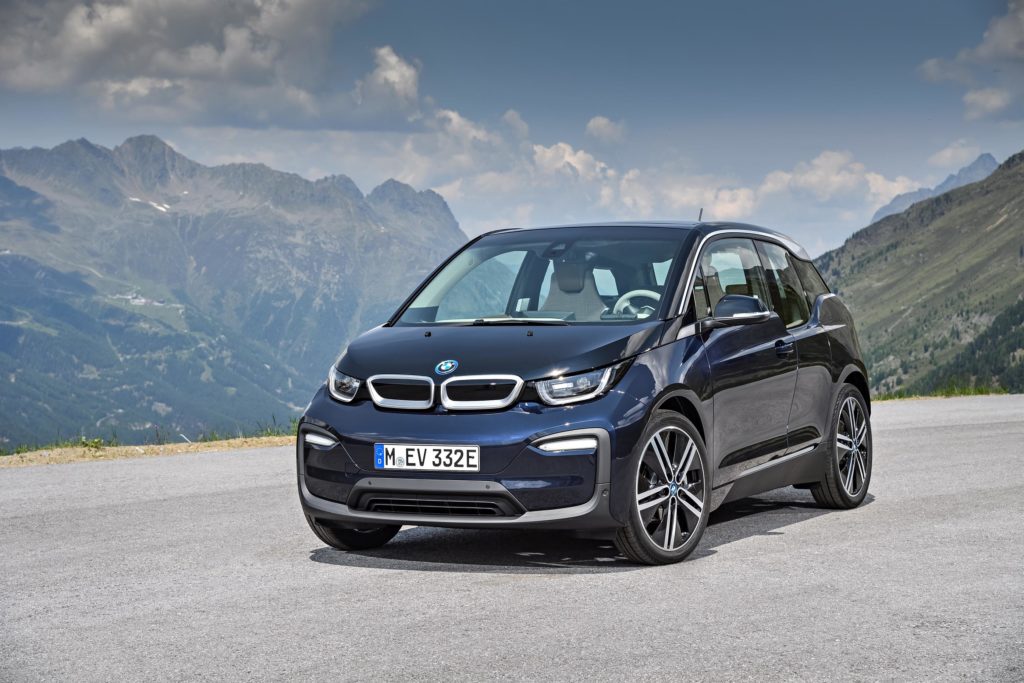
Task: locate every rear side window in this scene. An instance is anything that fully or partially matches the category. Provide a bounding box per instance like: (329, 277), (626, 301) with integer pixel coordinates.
(699, 238), (771, 314)
(756, 241), (810, 328)
(792, 258), (831, 310)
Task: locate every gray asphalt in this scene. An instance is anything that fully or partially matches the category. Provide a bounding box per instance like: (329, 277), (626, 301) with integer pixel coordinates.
(1, 395), (1022, 681)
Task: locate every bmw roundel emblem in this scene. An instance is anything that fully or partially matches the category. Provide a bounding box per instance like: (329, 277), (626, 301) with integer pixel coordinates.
(435, 359), (459, 375)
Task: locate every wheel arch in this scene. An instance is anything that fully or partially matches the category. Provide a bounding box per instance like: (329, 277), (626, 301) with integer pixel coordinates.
(838, 365), (871, 414)
(652, 388), (708, 446)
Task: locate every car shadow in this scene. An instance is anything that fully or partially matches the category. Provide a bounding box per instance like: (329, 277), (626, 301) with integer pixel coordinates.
(308, 488), (875, 575)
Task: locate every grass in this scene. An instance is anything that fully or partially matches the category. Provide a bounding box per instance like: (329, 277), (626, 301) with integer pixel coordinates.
(0, 434), (295, 469)
(196, 417), (298, 443)
(0, 417), (298, 457)
(1, 435), (120, 456)
(874, 382), (1009, 401)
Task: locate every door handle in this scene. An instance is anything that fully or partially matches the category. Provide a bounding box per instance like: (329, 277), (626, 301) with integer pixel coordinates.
(775, 339), (795, 357)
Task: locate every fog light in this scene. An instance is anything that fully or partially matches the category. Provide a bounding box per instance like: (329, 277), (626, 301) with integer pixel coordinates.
(304, 433), (338, 449)
(536, 436), (598, 453)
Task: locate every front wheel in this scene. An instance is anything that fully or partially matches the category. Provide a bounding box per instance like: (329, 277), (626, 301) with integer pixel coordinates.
(305, 515), (401, 550)
(810, 384), (872, 509)
(614, 411), (711, 565)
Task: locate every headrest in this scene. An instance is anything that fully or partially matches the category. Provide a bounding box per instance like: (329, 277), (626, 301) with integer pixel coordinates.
(553, 261), (588, 294)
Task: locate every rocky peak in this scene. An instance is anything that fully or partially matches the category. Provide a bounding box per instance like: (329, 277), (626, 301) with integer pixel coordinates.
(113, 134), (198, 188)
(367, 179), (463, 244)
(999, 149), (1024, 172)
(313, 174), (364, 201)
(871, 152), (1000, 223)
(933, 153), (999, 195)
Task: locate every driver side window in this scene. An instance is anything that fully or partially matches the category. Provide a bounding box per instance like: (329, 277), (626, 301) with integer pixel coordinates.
(699, 238), (770, 315)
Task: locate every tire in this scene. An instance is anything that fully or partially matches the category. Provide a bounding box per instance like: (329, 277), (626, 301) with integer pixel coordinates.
(810, 384), (872, 509)
(305, 515), (401, 550)
(614, 410), (711, 565)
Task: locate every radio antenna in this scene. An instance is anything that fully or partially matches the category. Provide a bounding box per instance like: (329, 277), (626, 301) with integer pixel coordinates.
(698, 207), (703, 221)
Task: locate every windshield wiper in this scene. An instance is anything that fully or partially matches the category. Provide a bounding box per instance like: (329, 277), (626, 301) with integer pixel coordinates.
(469, 318), (569, 326)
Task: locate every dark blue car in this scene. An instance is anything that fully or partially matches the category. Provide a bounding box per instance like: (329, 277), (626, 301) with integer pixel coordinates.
(297, 222), (872, 564)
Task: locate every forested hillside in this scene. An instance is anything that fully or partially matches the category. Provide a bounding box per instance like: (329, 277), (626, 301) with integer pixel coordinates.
(815, 150), (1024, 394)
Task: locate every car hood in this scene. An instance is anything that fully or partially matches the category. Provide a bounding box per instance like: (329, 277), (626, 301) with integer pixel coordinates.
(337, 321), (667, 381)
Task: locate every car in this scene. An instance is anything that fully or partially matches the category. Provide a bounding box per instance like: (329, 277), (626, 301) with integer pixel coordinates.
(296, 221), (872, 565)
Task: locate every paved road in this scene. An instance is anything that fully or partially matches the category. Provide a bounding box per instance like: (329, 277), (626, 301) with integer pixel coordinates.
(2, 396), (1022, 681)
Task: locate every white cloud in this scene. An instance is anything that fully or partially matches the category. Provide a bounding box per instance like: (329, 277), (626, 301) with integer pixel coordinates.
(760, 151), (871, 202)
(649, 174), (756, 220)
(618, 169), (656, 216)
(501, 109), (529, 138)
(967, 0), (1024, 62)
(709, 188), (758, 220)
(928, 139), (982, 168)
(435, 108), (497, 144)
(863, 172), (918, 207)
(0, 1), (436, 129)
(918, 57), (971, 84)
(532, 142), (615, 182)
(963, 87), (1012, 120)
(356, 46), (419, 104)
(920, 1), (1024, 121)
(584, 115), (625, 143)
(432, 178), (464, 202)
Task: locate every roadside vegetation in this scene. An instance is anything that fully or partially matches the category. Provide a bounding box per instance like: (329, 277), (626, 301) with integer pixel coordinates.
(0, 417), (298, 466)
(873, 383), (1009, 401)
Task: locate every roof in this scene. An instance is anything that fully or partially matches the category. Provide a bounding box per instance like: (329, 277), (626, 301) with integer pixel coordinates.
(490, 220), (811, 260)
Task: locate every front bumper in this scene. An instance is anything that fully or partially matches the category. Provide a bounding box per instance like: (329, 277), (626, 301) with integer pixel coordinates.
(297, 382), (651, 531)
(299, 470), (616, 531)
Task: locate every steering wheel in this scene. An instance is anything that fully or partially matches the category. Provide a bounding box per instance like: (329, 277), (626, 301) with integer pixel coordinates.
(612, 289), (662, 317)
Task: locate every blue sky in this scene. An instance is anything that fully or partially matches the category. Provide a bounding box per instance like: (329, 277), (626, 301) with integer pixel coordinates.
(1, 0), (1021, 254)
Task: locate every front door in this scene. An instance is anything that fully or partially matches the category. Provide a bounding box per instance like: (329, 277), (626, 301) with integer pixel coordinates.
(698, 238), (798, 483)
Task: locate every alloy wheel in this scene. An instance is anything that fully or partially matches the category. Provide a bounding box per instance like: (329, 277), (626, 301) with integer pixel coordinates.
(635, 426), (706, 551)
(836, 396), (869, 496)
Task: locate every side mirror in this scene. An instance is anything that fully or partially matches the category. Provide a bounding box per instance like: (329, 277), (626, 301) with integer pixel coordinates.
(700, 294), (772, 332)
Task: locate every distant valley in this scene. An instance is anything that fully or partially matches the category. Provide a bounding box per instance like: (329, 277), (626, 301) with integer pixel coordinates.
(0, 136), (465, 448)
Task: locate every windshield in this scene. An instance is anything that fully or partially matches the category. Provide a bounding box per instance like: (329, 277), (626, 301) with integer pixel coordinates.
(395, 226), (692, 325)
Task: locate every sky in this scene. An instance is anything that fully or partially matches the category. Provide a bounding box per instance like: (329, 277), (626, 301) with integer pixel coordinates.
(0, 0), (1022, 255)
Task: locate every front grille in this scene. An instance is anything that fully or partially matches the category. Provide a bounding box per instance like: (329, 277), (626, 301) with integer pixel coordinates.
(359, 494), (519, 517)
(367, 375), (434, 409)
(445, 379), (518, 402)
(373, 379), (432, 402)
(440, 375), (524, 410)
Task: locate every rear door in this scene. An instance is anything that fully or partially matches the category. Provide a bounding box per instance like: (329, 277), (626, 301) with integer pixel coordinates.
(699, 238), (798, 483)
(755, 240), (832, 454)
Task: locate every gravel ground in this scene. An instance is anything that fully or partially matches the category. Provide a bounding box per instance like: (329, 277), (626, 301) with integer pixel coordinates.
(1, 395), (1022, 681)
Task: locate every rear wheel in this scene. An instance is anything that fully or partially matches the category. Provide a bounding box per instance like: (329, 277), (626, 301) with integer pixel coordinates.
(615, 411), (710, 565)
(810, 384), (872, 509)
(305, 515), (401, 550)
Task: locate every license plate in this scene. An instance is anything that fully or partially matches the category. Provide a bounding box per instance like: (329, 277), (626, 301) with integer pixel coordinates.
(373, 443), (480, 472)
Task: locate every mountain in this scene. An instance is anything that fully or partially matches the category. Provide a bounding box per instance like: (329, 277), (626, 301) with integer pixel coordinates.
(816, 150), (1024, 394)
(0, 135), (465, 448)
(916, 297), (1024, 394)
(871, 153), (998, 223)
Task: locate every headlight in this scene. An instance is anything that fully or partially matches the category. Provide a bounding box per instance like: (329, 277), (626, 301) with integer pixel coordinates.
(327, 366), (361, 403)
(535, 362), (628, 406)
